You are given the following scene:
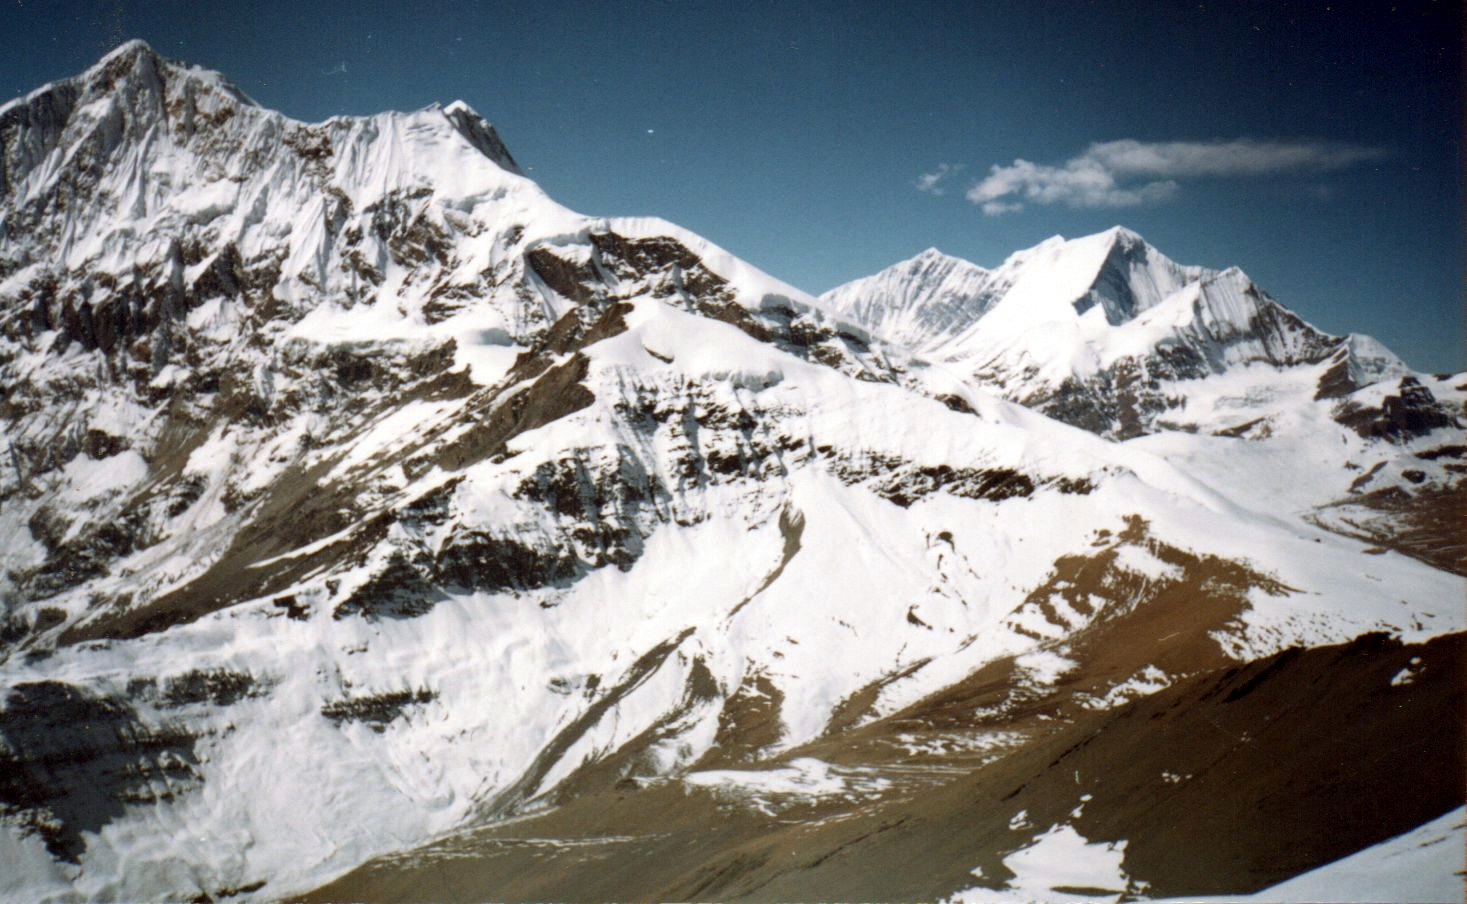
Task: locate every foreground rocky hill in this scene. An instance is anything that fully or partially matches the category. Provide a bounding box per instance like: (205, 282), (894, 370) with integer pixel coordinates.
(0, 43), (1462, 902)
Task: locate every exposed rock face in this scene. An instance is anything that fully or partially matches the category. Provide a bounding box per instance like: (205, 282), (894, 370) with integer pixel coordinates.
(1334, 375), (1460, 441)
(0, 43), (1462, 904)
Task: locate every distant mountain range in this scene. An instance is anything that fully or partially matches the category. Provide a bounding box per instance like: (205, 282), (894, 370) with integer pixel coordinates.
(1, 42), (1462, 903)
(822, 228), (1435, 439)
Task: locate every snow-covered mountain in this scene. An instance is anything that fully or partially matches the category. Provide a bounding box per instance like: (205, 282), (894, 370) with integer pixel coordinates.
(1, 43), (1463, 903)
(822, 228), (1457, 441)
(818, 247), (996, 351)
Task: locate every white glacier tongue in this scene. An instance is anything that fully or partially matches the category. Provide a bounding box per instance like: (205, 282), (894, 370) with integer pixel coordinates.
(0, 43), (1463, 904)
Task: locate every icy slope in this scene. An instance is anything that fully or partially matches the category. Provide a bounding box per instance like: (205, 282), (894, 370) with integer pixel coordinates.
(819, 247), (996, 350)
(0, 43), (1462, 904)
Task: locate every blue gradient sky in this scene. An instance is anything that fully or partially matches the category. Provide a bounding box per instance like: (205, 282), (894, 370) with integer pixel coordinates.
(3, 1), (1461, 370)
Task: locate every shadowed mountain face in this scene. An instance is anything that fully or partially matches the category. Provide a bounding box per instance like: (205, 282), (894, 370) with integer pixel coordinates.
(0, 44), (1463, 903)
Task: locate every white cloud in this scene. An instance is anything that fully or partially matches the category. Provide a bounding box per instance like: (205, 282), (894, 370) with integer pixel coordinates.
(966, 139), (1385, 215)
(916, 163), (961, 195)
(980, 200), (1023, 216)
(1083, 139), (1385, 178)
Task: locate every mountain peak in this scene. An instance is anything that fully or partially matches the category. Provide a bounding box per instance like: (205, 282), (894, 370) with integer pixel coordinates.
(1, 38), (161, 118)
(1065, 225), (1200, 324)
(1098, 224), (1146, 245)
(904, 246), (985, 272)
(96, 38), (159, 66)
(80, 37), (170, 89)
(819, 246), (996, 350)
(440, 98), (522, 174)
(442, 98), (478, 118)
(894, 247), (989, 280)
(0, 36), (260, 126)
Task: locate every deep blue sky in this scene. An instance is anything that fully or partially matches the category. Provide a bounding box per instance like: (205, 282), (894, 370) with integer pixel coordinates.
(3, 1), (1462, 370)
